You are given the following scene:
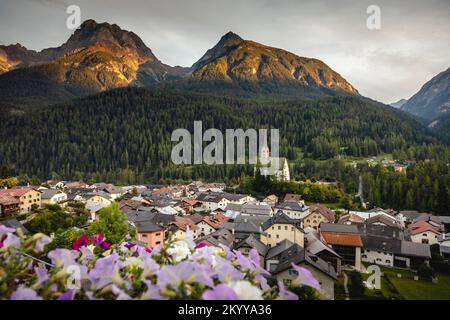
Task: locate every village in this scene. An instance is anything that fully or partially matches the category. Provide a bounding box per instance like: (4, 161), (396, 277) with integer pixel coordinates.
(1, 176), (450, 300)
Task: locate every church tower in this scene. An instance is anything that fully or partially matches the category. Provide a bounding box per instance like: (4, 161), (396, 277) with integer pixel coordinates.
(260, 144), (270, 159)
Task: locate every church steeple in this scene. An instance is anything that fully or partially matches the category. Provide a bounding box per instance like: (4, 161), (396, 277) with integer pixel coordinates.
(260, 144), (270, 159)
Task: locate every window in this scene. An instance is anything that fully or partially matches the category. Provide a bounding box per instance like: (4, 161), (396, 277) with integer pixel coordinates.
(422, 239), (429, 244)
(278, 226), (281, 230)
(285, 226), (288, 230)
(288, 269), (299, 276)
(291, 226), (294, 231)
(155, 233), (161, 236)
(156, 241), (161, 245)
(276, 234), (280, 239)
(141, 234), (147, 238)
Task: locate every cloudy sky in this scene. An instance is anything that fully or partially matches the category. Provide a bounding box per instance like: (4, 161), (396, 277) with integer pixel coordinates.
(0, 0), (449, 103)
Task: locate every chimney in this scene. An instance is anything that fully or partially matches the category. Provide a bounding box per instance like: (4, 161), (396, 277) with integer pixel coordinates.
(231, 228), (235, 235)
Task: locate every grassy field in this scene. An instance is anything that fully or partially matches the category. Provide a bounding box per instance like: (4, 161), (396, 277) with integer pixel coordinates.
(388, 274), (450, 300)
(357, 265), (450, 300)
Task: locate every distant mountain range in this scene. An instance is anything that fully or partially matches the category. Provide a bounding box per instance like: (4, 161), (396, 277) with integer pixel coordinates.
(0, 19), (359, 108)
(401, 67), (450, 121)
(390, 99), (407, 109)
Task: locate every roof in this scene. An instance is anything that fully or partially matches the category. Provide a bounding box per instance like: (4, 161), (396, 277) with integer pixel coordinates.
(234, 215), (270, 225)
(196, 192), (227, 203)
(201, 213), (229, 229)
(361, 236), (402, 254)
(272, 244), (305, 273)
(0, 194), (19, 205)
(222, 193), (249, 202)
(224, 203), (243, 214)
(41, 189), (64, 199)
(436, 216), (450, 224)
(240, 203), (272, 216)
(413, 214), (445, 225)
(128, 210), (175, 227)
(221, 219), (263, 236)
(441, 246), (450, 254)
(235, 234), (268, 256)
(172, 218), (198, 232)
(358, 223), (409, 241)
(261, 212), (302, 231)
(399, 210), (425, 221)
(266, 239), (294, 260)
(365, 214), (400, 228)
(305, 230), (341, 258)
(0, 188), (35, 198)
(438, 233), (450, 242)
(135, 221), (164, 233)
(186, 213), (205, 224)
(307, 204), (335, 222)
(196, 229), (235, 247)
(85, 202), (108, 213)
(275, 201), (309, 212)
(321, 232), (363, 247)
(407, 221), (441, 236)
(400, 241), (431, 258)
(338, 213), (365, 224)
(1, 218), (28, 234)
(271, 243), (337, 279)
(264, 194), (278, 201)
(320, 223), (359, 234)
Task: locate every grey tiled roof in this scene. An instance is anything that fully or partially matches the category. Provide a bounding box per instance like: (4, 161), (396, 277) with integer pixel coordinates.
(320, 223), (359, 234)
(1, 218), (28, 234)
(275, 201), (309, 212)
(235, 234), (268, 256)
(400, 241), (431, 258)
(261, 212), (302, 231)
(266, 239), (294, 260)
(40, 189), (62, 199)
(135, 221), (164, 233)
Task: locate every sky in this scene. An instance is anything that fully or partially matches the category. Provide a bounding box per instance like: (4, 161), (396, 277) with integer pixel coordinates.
(0, 0), (449, 104)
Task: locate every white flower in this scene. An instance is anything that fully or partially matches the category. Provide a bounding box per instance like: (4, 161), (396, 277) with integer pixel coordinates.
(167, 241), (191, 263)
(229, 281), (263, 300)
(33, 233), (52, 252)
(124, 257), (144, 269)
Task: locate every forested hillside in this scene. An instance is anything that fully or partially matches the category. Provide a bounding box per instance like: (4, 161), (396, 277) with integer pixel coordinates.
(0, 87), (439, 182)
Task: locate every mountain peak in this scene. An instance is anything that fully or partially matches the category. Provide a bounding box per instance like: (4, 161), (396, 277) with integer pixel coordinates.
(190, 31), (244, 71)
(220, 31), (243, 42)
(189, 32), (358, 96)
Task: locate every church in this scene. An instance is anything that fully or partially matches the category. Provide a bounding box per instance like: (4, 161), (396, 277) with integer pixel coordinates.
(256, 145), (290, 182)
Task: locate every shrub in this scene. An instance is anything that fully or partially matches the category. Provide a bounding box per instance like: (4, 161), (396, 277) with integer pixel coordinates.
(417, 264), (436, 281)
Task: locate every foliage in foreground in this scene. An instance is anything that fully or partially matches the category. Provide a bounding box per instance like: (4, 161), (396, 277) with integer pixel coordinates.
(0, 225), (320, 300)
